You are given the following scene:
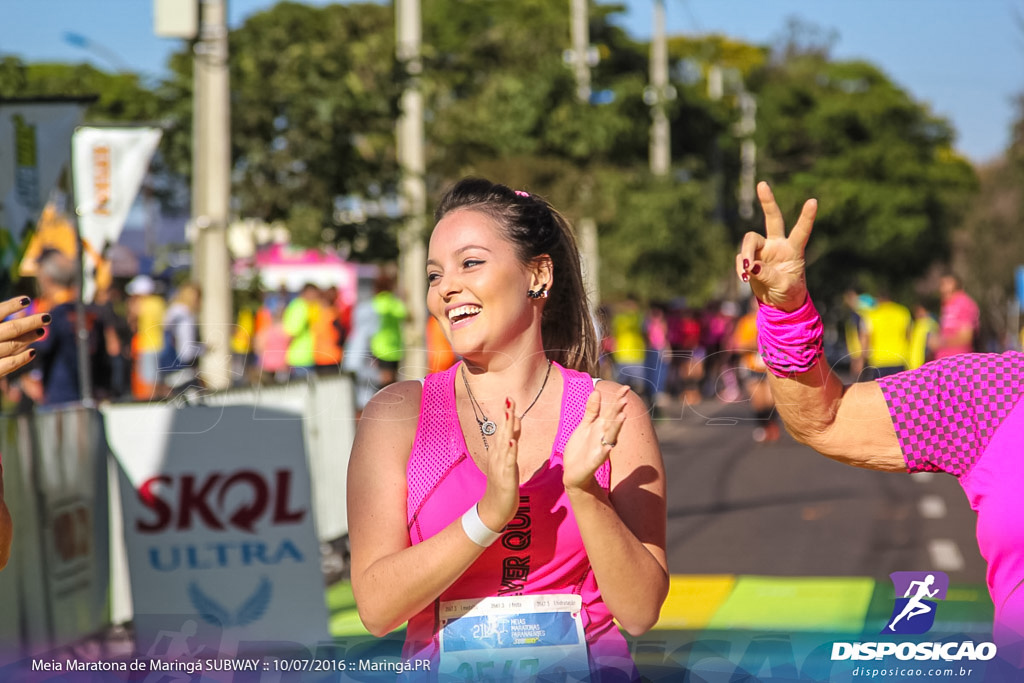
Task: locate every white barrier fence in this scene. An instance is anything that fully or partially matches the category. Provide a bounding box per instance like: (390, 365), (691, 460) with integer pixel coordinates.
(0, 372), (356, 658)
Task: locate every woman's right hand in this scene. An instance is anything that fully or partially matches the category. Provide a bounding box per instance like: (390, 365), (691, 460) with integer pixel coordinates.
(0, 297), (50, 378)
(736, 182), (817, 312)
(476, 397), (522, 533)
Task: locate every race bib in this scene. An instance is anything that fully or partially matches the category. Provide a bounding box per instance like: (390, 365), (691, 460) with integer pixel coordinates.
(439, 594), (590, 682)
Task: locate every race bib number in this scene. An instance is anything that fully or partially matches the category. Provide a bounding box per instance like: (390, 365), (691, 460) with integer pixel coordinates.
(439, 595), (589, 682)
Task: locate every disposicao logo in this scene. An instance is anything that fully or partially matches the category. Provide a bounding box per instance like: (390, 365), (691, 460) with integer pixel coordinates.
(831, 570), (997, 663)
(883, 571), (948, 635)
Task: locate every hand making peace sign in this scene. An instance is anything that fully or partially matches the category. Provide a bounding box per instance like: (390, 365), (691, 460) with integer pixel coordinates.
(736, 182), (818, 312)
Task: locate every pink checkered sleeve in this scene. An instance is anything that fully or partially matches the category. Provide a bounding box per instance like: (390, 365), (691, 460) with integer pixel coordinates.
(876, 352), (1024, 476)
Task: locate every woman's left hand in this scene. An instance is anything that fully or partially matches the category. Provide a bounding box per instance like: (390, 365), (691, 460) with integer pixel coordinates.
(562, 384), (629, 493)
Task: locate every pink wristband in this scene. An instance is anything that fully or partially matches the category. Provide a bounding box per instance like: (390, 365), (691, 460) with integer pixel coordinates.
(756, 295), (824, 377)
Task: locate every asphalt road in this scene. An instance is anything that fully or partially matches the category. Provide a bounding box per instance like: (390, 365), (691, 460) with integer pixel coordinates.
(652, 397), (987, 585)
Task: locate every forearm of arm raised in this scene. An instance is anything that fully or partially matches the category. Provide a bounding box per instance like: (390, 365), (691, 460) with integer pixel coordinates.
(353, 523), (488, 636)
(767, 359), (845, 446)
(568, 486), (668, 636)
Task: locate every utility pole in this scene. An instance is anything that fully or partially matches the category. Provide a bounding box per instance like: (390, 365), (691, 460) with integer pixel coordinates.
(396, 0), (427, 378)
(193, 0), (233, 390)
(707, 63), (725, 225)
(568, 0), (600, 312)
(569, 0), (592, 102)
(736, 90), (757, 220)
(647, 0), (672, 176)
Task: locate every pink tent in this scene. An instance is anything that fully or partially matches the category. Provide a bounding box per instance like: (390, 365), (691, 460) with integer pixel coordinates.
(234, 245), (375, 309)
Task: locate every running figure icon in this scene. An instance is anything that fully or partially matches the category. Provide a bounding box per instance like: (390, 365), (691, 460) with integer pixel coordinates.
(887, 574), (940, 632)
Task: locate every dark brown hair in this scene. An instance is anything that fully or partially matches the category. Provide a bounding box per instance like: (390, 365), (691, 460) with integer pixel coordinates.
(434, 178), (599, 375)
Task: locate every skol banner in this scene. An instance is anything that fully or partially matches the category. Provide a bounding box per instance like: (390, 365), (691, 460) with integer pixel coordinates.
(105, 403), (330, 661)
(71, 126), (161, 250)
(0, 99), (88, 262)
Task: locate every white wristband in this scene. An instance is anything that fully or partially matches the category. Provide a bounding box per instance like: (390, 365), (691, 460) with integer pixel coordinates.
(461, 504), (502, 547)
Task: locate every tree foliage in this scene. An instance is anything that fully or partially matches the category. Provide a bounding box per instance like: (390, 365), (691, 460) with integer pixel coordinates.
(955, 95), (1024, 346)
(161, 1), (402, 252)
(3, 5), (995, 311)
(0, 57), (164, 122)
(748, 48), (978, 304)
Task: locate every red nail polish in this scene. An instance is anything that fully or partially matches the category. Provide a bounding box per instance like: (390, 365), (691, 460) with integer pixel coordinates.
(741, 273), (750, 282)
(505, 397), (511, 409)
(743, 259), (749, 270)
(751, 264), (761, 275)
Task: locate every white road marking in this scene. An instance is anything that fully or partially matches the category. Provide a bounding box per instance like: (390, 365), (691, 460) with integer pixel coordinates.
(928, 539), (965, 572)
(911, 472), (938, 484)
(918, 495), (947, 519)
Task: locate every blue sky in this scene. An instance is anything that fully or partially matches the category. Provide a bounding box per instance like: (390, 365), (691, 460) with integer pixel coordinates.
(1, 0), (1021, 164)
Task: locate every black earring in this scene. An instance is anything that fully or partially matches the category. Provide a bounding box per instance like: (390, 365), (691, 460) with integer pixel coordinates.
(527, 283), (549, 299)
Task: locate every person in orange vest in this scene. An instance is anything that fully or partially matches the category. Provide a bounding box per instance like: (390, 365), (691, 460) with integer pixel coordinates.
(314, 285), (344, 375)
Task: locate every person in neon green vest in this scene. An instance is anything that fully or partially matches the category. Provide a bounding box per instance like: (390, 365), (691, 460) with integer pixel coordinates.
(283, 283), (322, 378)
(370, 270), (407, 387)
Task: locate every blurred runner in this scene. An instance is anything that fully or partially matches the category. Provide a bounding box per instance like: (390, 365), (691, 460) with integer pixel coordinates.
(932, 273), (980, 359)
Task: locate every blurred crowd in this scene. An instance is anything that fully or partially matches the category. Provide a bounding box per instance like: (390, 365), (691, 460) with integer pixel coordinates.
(6, 248), (1016, 444)
(0, 252), (457, 413)
(595, 272), (1013, 443)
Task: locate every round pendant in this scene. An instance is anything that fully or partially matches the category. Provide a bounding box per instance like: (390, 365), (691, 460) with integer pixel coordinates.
(481, 420), (497, 436)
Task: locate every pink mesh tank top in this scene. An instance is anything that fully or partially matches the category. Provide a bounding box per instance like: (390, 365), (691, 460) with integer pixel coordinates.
(403, 361), (638, 681)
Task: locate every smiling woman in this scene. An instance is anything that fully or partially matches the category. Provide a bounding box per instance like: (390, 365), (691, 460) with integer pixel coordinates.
(347, 178), (668, 681)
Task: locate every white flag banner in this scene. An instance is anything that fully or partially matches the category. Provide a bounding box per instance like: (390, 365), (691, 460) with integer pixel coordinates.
(72, 126), (162, 250)
(0, 99), (88, 253)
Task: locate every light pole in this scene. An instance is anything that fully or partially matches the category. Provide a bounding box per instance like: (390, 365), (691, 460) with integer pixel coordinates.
(396, 0), (428, 379)
(567, 0), (601, 313)
(192, 0), (234, 391)
(644, 0), (676, 177)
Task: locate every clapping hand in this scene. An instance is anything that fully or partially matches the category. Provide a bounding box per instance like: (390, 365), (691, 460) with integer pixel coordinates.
(563, 384), (629, 493)
(477, 397), (522, 532)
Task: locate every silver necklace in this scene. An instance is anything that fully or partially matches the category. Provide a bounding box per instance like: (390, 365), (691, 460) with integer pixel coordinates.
(461, 360), (552, 450)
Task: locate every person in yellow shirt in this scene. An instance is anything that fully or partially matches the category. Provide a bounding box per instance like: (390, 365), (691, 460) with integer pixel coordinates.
(862, 291), (912, 379)
(127, 275), (168, 400)
(610, 296), (648, 398)
(908, 302), (939, 370)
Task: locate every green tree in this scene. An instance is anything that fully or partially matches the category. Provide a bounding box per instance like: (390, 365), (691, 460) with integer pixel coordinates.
(956, 95), (1024, 347)
(749, 47), (977, 304)
(161, 1), (402, 255)
(0, 57), (164, 122)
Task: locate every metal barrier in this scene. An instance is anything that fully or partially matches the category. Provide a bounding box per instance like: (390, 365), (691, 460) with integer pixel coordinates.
(0, 407), (110, 655)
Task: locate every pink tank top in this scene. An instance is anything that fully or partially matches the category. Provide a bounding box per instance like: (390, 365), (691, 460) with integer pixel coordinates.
(404, 361), (637, 681)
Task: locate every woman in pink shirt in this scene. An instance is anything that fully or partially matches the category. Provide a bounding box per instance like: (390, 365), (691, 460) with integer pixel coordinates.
(347, 179), (668, 681)
(932, 273), (980, 359)
(738, 182), (1024, 672)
